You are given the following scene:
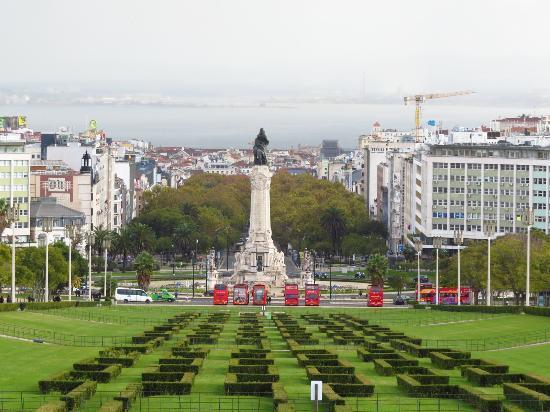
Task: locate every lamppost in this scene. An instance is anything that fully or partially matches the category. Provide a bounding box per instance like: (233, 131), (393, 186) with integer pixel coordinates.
(42, 217), (53, 302)
(312, 250), (317, 285)
(433, 237), (443, 305)
(484, 221), (496, 306)
(7, 203), (20, 302)
(329, 260), (332, 300)
(102, 237), (111, 298)
(65, 223), (79, 301)
(85, 231), (95, 301)
(192, 239), (198, 298)
(523, 207), (534, 307)
(454, 229), (464, 306)
(414, 239), (422, 302)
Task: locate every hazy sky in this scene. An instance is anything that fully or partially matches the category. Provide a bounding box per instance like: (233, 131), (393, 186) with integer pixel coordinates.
(3, 0), (550, 98)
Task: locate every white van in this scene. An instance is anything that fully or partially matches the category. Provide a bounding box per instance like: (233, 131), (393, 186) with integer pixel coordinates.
(115, 287), (151, 303)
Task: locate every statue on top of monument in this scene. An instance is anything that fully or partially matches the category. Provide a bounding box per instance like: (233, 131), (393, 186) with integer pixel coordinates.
(253, 128), (269, 165)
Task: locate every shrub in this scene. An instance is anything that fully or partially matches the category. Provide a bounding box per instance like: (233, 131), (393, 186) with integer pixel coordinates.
(114, 383), (141, 410)
(97, 351), (140, 367)
(36, 401), (67, 412)
(503, 383), (550, 410)
(429, 351), (473, 369)
(224, 374), (273, 395)
(38, 371), (84, 394)
(142, 372), (194, 396)
(70, 365), (122, 383)
(396, 374), (458, 398)
(158, 360), (203, 374)
(98, 400), (124, 412)
(60, 381), (97, 410)
(461, 367), (523, 387)
(272, 382), (288, 406)
(459, 385), (502, 412)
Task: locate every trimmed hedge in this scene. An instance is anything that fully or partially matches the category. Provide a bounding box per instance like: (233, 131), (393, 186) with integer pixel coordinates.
(38, 371), (84, 394)
(429, 350), (473, 369)
(60, 381), (97, 410)
(459, 386), (502, 412)
(461, 367), (523, 386)
(114, 383), (141, 410)
(396, 374), (458, 398)
(70, 364), (121, 383)
(0, 301), (109, 312)
(97, 350), (140, 367)
(373, 358), (419, 376)
(98, 400), (124, 412)
(36, 401), (67, 412)
(504, 383), (550, 410)
(414, 304), (550, 317)
(142, 372), (194, 395)
(158, 359), (204, 374)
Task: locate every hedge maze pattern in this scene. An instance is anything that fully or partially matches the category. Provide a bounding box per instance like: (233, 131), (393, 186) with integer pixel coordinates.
(34, 309), (550, 412)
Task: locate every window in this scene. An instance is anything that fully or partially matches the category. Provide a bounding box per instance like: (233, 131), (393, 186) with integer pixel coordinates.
(450, 187), (465, 194)
(484, 176), (498, 183)
(484, 164), (498, 170)
(450, 163), (465, 169)
(534, 178), (547, 185)
(535, 216), (547, 223)
(500, 164), (514, 171)
(516, 177), (530, 184)
(533, 203), (547, 210)
(468, 163), (482, 170)
(534, 166), (547, 172)
(516, 165), (529, 171)
(534, 190), (547, 197)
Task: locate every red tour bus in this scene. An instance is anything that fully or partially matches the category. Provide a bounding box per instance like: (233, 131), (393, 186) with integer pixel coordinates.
(419, 288), (436, 304)
(304, 284), (320, 306)
(284, 283), (299, 306)
(439, 287), (471, 305)
(252, 284), (268, 306)
(367, 286), (384, 307)
(213, 284), (229, 305)
(232, 284), (249, 305)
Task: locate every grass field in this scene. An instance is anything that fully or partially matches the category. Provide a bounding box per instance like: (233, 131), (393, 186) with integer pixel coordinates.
(0, 305), (548, 411)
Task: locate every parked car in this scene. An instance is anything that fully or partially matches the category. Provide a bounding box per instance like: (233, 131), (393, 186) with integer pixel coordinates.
(354, 272), (365, 279)
(151, 289), (176, 302)
(393, 295), (405, 305)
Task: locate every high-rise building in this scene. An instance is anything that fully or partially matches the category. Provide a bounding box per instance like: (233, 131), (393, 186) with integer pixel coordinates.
(0, 133), (31, 242)
(413, 144), (550, 248)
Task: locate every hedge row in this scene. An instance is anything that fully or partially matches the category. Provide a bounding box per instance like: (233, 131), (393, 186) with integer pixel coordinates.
(60, 381), (97, 410)
(97, 349), (140, 367)
(0, 301), (110, 312)
(503, 375), (550, 410)
(114, 383), (141, 410)
(36, 400), (67, 412)
(142, 372), (195, 395)
(390, 338), (449, 358)
(98, 400), (124, 412)
(71, 364), (121, 383)
(414, 304), (550, 317)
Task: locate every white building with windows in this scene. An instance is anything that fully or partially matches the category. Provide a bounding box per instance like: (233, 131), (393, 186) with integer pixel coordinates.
(0, 133), (31, 242)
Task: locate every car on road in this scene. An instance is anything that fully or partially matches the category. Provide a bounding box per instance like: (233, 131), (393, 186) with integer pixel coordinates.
(151, 289), (176, 302)
(314, 272), (328, 280)
(354, 271), (365, 279)
(393, 295), (405, 305)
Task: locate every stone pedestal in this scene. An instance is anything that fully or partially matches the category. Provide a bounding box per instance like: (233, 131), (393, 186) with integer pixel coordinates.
(233, 166), (287, 287)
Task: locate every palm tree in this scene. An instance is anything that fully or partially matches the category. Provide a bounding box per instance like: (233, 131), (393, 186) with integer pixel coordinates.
(0, 198), (10, 238)
(128, 223), (156, 254)
(320, 206), (347, 255)
(93, 226), (111, 256)
(111, 227), (133, 271)
(173, 220), (197, 259)
(366, 254), (388, 287)
(134, 251), (155, 289)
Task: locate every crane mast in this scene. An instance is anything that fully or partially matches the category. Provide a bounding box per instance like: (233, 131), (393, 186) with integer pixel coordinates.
(404, 90), (474, 142)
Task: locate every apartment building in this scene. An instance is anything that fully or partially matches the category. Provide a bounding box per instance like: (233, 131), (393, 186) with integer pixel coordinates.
(414, 144), (550, 248)
(0, 133), (31, 243)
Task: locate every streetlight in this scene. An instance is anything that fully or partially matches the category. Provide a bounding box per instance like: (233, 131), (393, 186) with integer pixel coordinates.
(192, 239), (198, 298)
(484, 221), (495, 306)
(329, 260), (332, 300)
(414, 239), (422, 302)
(65, 223), (80, 301)
(433, 237), (443, 305)
(102, 237), (111, 299)
(312, 250), (317, 285)
(454, 229), (464, 306)
(7, 203), (20, 303)
(85, 231), (95, 301)
(523, 208), (534, 307)
(42, 217), (53, 302)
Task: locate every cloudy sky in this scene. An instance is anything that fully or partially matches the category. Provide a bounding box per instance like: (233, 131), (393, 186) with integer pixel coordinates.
(3, 0), (550, 100)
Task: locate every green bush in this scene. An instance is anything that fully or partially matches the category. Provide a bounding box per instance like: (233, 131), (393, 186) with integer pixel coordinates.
(237, 358), (274, 365)
(0, 301), (109, 313)
(415, 305), (550, 317)
(70, 365), (122, 383)
(114, 383), (141, 410)
(60, 381), (97, 410)
(158, 359), (203, 374)
(503, 383), (550, 410)
(459, 385), (503, 412)
(224, 374), (273, 395)
(98, 400), (124, 412)
(461, 367), (523, 387)
(38, 371), (84, 394)
(272, 382), (288, 406)
(142, 372), (194, 396)
(396, 374), (459, 398)
(321, 385), (345, 410)
(97, 350), (140, 367)
(36, 400), (67, 412)
(429, 350), (472, 369)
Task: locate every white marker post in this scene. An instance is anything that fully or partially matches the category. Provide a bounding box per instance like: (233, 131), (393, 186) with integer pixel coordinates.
(310, 380), (322, 412)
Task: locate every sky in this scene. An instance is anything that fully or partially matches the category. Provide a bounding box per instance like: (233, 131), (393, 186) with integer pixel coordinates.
(3, 0), (550, 101)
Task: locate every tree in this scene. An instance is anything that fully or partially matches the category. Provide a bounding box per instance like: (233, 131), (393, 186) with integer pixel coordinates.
(403, 245), (416, 262)
(111, 226), (133, 271)
(137, 208), (184, 237)
(387, 273), (407, 295)
(134, 251), (155, 290)
(443, 240), (486, 304)
(173, 219), (198, 260)
(366, 254), (388, 287)
(127, 223), (156, 254)
(0, 198), (9, 237)
(320, 206), (347, 255)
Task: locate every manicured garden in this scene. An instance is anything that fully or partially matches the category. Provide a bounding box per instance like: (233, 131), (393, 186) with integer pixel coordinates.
(0, 304), (548, 411)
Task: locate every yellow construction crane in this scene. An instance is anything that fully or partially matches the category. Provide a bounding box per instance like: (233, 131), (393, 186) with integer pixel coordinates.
(404, 90), (474, 142)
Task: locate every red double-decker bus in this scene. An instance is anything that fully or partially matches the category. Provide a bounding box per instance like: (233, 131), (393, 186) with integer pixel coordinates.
(420, 287), (471, 305)
(284, 283), (299, 306)
(213, 284), (228, 305)
(305, 284), (320, 306)
(252, 284), (268, 305)
(367, 286), (384, 307)
(232, 284), (249, 305)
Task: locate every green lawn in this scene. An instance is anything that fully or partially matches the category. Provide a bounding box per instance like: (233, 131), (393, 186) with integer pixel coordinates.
(0, 306), (548, 411)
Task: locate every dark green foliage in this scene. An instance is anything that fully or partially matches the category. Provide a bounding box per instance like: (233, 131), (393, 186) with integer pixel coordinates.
(38, 371), (84, 394)
(141, 372), (194, 396)
(70, 365), (121, 383)
(60, 381), (97, 410)
(114, 383), (141, 410)
(503, 383), (550, 410)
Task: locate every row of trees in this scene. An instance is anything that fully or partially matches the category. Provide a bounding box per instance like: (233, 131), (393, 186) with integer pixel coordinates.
(139, 172), (388, 260)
